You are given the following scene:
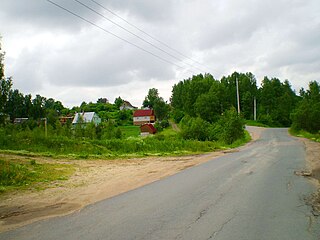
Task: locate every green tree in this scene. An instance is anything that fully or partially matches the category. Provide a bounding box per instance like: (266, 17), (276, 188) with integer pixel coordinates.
(171, 73), (215, 119)
(181, 116), (211, 141)
(0, 39), (13, 123)
(143, 88), (160, 108)
(6, 89), (25, 120)
(216, 108), (245, 144)
(258, 77), (298, 126)
(31, 94), (46, 119)
(114, 96), (124, 109)
(291, 81), (320, 133)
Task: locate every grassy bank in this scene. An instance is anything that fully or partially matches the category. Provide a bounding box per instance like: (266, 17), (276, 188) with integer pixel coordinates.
(0, 126), (251, 159)
(289, 129), (320, 142)
(0, 158), (75, 193)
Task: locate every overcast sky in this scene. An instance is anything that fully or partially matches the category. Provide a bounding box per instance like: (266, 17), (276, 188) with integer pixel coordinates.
(1, 0), (319, 107)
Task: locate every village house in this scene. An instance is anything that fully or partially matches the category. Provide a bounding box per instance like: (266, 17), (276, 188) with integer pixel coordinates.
(140, 123), (157, 136)
(59, 116), (74, 125)
(120, 101), (137, 110)
(72, 112), (101, 126)
(133, 109), (155, 126)
(13, 118), (28, 125)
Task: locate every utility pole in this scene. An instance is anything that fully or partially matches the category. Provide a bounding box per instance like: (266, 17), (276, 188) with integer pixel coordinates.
(41, 118), (47, 137)
(236, 76), (240, 114)
(254, 97), (257, 121)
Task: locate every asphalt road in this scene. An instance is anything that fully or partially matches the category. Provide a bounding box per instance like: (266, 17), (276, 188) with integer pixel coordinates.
(1, 127), (319, 240)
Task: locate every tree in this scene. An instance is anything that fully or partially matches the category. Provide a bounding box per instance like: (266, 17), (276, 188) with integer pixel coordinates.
(143, 88), (159, 108)
(171, 73), (215, 119)
(114, 96), (124, 109)
(291, 81), (320, 133)
(31, 94), (46, 119)
(153, 98), (169, 121)
(0, 39), (13, 124)
(6, 89), (25, 120)
(258, 77), (298, 126)
(143, 88), (169, 122)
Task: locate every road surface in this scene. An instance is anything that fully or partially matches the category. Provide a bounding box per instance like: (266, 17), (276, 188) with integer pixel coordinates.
(1, 127), (319, 239)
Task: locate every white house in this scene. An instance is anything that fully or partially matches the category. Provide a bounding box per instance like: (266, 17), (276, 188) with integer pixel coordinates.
(72, 112), (101, 126)
(120, 101), (137, 110)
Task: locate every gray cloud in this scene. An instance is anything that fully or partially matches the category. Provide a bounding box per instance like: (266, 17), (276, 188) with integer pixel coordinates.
(1, 0), (319, 106)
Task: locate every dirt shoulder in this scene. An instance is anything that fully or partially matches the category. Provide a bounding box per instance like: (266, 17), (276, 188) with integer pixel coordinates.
(0, 127), (265, 233)
(301, 138), (320, 183)
(298, 138), (320, 216)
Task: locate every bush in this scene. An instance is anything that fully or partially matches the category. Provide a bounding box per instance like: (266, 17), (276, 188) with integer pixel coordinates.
(216, 108), (245, 144)
(181, 117), (211, 141)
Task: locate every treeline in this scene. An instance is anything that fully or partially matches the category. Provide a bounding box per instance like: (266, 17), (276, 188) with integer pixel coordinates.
(171, 72), (319, 141)
(171, 72), (299, 126)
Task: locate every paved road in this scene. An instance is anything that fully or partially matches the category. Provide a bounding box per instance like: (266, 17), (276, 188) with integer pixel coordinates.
(1, 127), (319, 240)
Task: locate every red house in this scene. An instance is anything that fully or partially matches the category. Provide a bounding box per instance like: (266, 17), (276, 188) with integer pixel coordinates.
(140, 123), (157, 136)
(133, 109), (155, 126)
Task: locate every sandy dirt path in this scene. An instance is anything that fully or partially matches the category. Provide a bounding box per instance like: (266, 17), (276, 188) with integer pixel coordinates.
(0, 127), (266, 232)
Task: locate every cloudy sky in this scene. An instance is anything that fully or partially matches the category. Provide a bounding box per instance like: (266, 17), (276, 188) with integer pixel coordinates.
(1, 0), (319, 107)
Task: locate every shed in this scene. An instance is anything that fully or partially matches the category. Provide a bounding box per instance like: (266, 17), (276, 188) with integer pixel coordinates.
(72, 112), (101, 126)
(140, 123), (157, 136)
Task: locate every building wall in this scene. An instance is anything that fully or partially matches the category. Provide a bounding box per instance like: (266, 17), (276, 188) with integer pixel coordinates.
(133, 116), (155, 125)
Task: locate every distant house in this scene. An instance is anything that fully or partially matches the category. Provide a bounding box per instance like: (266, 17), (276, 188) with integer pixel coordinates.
(72, 112), (101, 126)
(59, 116), (74, 125)
(133, 109), (155, 126)
(120, 101), (137, 110)
(140, 123), (157, 136)
(13, 118), (28, 124)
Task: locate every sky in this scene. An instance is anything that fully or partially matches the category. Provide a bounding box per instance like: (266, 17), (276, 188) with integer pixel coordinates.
(0, 0), (319, 108)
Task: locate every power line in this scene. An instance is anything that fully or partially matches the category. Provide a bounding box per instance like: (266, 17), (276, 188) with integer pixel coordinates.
(46, 0), (197, 75)
(89, 0), (212, 73)
(73, 0), (205, 73)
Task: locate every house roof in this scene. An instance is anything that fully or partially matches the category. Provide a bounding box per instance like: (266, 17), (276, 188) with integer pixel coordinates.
(120, 101), (137, 109)
(133, 109), (154, 117)
(72, 112), (99, 124)
(140, 123), (157, 134)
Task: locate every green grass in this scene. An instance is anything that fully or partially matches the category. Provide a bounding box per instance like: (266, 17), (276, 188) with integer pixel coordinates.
(0, 158), (75, 193)
(119, 125), (140, 138)
(0, 125), (252, 159)
(289, 129), (320, 142)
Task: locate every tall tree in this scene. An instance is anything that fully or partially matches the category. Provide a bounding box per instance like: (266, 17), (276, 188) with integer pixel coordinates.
(0, 38), (13, 123)
(143, 88), (159, 109)
(31, 94), (46, 119)
(114, 96), (124, 109)
(291, 81), (320, 133)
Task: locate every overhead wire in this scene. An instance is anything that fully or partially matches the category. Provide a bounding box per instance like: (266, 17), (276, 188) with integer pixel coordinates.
(89, 0), (212, 73)
(46, 0), (197, 75)
(73, 0), (205, 73)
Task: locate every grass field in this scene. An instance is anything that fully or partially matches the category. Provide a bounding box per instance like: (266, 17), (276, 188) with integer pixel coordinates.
(119, 125), (140, 138)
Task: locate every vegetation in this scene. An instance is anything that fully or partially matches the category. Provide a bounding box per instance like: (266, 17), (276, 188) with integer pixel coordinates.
(0, 158), (75, 193)
(291, 81), (320, 134)
(289, 129), (320, 143)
